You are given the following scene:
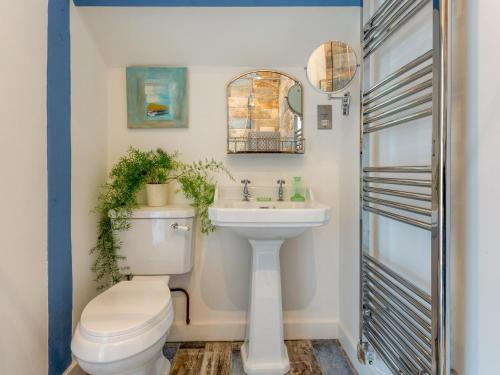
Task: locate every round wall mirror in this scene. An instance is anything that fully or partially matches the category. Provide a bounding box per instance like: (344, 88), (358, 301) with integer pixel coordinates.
(226, 70), (304, 154)
(306, 41), (358, 93)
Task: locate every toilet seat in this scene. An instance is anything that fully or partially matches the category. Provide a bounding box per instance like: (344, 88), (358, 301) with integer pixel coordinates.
(71, 280), (174, 364)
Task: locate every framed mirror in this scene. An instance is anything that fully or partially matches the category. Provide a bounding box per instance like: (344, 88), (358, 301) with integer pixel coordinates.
(306, 40), (358, 93)
(227, 70), (304, 154)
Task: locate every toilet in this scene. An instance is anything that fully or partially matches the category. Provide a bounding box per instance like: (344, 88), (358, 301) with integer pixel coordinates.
(71, 205), (195, 375)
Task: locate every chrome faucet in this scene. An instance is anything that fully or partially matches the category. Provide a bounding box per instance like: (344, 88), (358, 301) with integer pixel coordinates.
(277, 179), (285, 201)
(241, 179), (251, 201)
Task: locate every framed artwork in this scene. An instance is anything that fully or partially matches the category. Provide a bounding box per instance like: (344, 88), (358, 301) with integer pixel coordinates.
(126, 67), (188, 128)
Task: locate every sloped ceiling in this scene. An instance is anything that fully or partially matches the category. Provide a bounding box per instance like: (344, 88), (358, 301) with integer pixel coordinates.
(76, 6), (360, 67)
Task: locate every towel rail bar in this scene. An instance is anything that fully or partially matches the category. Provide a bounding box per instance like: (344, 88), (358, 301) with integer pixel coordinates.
(364, 0), (431, 58)
(364, 166), (432, 174)
(363, 94), (433, 125)
(368, 303), (432, 363)
(364, 50), (433, 97)
(364, 205), (432, 230)
(366, 295), (432, 347)
(363, 176), (431, 187)
(365, 323), (418, 374)
(363, 0), (398, 34)
(364, 0), (415, 43)
(364, 331), (402, 374)
(363, 195), (431, 217)
(365, 264), (432, 318)
(363, 80), (433, 116)
(364, 65), (432, 106)
(364, 0), (425, 50)
(364, 109), (432, 134)
(364, 254), (432, 303)
(363, 186), (432, 202)
(368, 317), (430, 373)
(365, 285), (432, 335)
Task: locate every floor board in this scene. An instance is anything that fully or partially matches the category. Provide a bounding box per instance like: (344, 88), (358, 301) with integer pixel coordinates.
(200, 342), (232, 375)
(170, 348), (205, 375)
(286, 340), (324, 374)
(166, 339), (357, 375)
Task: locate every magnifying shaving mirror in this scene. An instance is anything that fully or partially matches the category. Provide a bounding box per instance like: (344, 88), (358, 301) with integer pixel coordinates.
(306, 40), (358, 116)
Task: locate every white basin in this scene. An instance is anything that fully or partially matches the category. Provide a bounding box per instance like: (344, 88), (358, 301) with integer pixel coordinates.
(208, 186), (331, 375)
(209, 189), (330, 240)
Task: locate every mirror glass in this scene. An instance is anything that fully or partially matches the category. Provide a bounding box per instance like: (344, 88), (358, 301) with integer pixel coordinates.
(306, 41), (357, 93)
(287, 83), (303, 115)
(227, 70), (304, 154)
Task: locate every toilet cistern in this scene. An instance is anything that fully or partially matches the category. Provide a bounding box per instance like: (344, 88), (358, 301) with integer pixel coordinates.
(208, 186), (330, 375)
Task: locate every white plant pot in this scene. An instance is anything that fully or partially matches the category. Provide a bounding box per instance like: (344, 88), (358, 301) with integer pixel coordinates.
(146, 184), (168, 207)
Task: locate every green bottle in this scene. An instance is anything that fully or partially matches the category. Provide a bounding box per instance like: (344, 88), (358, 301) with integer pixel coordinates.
(290, 177), (306, 202)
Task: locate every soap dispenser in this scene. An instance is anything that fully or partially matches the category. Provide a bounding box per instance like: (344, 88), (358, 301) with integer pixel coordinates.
(290, 177), (306, 202)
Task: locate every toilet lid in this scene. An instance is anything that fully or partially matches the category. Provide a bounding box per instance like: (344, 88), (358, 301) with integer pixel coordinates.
(80, 280), (171, 338)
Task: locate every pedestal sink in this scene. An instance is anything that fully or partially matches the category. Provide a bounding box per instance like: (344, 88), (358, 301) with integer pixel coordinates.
(208, 187), (331, 375)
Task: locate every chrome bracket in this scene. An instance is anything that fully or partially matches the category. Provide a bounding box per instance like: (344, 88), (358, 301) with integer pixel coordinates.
(328, 92), (351, 116)
(363, 309), (373, 319)
(357, 341), (375, 365)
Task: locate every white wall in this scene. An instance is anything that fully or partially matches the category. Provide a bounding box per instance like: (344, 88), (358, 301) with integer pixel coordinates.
(69, 6), (361, 341)
(453, 0), (500, 373)
(106, 65), (354, 340)
(70, 4), (109, 332)
(0, 1), (48, 374)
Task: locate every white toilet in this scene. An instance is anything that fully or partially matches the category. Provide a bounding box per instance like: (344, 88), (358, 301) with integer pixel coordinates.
(71, 205), (195, 375)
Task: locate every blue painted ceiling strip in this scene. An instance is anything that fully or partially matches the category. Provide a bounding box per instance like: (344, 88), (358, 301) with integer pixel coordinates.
(47, 0), (73, 374)
(74, 0), (361, 6)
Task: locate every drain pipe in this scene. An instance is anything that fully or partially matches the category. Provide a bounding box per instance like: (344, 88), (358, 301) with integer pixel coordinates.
(125, 274), (191, 325)
(170, 288), (190, 325)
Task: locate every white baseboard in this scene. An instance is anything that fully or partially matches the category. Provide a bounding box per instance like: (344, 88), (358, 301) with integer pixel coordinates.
(167, 319), (339, 342)
(337, 323), (377, 375)
(63, 360), (86, 375)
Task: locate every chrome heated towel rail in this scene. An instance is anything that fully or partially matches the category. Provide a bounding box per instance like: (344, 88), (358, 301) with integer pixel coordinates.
(358, 0), (451, 374)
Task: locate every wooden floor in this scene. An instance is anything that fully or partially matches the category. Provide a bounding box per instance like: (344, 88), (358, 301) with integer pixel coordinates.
(163, 340), (357, 375)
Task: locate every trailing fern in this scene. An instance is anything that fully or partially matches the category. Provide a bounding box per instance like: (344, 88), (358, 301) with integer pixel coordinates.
(91, 147), (231, 290)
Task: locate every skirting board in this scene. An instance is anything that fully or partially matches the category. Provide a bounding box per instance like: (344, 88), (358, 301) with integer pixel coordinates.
(337, 323), (378, 375)
(167, 319), (339, 342)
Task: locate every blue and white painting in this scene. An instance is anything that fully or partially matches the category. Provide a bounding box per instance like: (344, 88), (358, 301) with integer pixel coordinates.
(127, 67), (188, 128)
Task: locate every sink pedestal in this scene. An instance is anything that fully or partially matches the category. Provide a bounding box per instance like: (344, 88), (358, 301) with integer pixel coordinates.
(208, 187), (331, 374)
(241, 239), (290, 375)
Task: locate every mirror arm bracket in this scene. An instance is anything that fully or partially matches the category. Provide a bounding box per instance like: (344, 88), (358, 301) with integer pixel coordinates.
(328, 92), (351, 117)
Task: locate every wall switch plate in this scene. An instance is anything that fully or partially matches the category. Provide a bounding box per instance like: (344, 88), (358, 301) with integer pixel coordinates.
(317, 105), (332, 129)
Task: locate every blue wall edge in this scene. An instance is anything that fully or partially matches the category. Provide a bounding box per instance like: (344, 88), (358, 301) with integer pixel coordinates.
(47, 0), (73, 374)
(74, 0), (362, 6)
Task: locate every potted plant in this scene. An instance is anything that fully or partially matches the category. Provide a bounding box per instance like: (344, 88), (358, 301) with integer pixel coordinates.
(91, 147), (231, 289)
(144, 149), (173, 206)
